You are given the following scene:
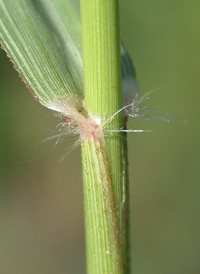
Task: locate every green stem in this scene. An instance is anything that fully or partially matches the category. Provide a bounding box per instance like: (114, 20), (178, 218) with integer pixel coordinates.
(82, 138), (123, 273)
(80, 1), (130, 273)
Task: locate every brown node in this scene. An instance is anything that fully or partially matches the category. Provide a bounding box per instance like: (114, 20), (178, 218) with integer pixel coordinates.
(62, 115), (72, 123)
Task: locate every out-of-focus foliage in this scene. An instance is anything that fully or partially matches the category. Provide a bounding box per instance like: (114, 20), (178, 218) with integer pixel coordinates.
(0, 0), (199, 273)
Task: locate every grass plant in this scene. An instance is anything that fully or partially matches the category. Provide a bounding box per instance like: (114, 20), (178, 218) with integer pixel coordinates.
(0, 1), (138, 273)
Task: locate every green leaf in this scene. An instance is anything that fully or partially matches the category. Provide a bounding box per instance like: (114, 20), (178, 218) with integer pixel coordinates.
(0, 0), (82, 107)
(34, 0), (83, 92)
(121, 42), (139, 106)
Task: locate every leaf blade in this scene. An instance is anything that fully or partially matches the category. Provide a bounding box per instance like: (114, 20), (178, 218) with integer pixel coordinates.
(0, 0), (82, 105)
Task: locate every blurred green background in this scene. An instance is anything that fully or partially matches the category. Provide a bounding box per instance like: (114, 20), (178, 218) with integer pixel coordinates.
(0, 0), (199, 273)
